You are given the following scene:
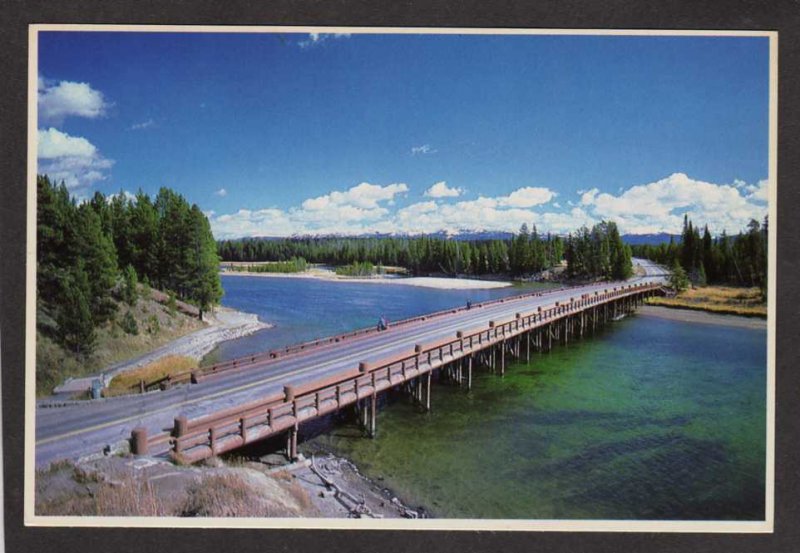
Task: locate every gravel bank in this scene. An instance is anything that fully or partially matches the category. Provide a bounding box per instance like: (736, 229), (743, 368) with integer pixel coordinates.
(637, 305), (767, 329)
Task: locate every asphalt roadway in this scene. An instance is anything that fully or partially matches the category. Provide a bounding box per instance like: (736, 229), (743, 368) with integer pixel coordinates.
(34, 259), (668, 467)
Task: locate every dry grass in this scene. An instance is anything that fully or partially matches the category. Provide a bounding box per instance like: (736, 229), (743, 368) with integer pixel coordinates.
(36, 458), (315, 518)
(107, 354), (198, 395)
(648, 286), (766, 318)
(94, 479), (170, 516)
(37, 465), (170, 516)
(180, 473), (267, 517)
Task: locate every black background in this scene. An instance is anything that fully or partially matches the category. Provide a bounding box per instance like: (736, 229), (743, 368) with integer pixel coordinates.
(1, 1), (798, 552)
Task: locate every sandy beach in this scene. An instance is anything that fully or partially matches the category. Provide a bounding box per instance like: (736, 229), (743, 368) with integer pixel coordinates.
(221, 266), (512, 290)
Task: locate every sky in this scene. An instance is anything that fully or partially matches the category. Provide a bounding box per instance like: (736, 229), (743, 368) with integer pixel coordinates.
(37, 31), (771, 238)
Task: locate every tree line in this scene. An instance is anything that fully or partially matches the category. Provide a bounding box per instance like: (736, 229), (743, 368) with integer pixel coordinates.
(630, 215), (768, 292)
(564, 221), (633, 281)
(217, 223), (635, 281)
(37, 175), (223, 354)
(218, 230), (567, 278)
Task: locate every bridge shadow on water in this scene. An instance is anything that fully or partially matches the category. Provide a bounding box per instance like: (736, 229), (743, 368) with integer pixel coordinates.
(222, 387), (424, 462)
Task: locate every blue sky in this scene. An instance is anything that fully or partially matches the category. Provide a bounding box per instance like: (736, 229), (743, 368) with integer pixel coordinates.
(37, 31), (770, 237)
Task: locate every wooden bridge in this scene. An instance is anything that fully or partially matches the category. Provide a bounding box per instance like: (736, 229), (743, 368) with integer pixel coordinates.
(130, 281), (666, 464)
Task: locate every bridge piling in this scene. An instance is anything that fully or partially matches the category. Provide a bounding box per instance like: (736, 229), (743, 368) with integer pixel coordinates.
(526, 332), (531, 362)
(425, 372), (432, 411)
(369, 393), (377, 438)
(287, 424), (298, 461)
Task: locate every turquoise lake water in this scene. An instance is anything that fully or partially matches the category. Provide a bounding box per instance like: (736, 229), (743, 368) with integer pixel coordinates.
(216, 275), (767, 520)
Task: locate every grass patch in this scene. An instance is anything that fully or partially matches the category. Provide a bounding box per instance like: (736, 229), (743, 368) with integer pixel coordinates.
(107, 355), (198, 395)
(648, 286), (767, 318)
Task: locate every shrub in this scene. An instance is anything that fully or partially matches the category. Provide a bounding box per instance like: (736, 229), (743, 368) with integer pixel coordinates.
(167, 291), (177, 317)
(120, 310), (138, 335)
(147, 314), (160, 335)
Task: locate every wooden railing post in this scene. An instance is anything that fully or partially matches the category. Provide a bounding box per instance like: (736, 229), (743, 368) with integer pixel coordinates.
(131, 427), (148, 455)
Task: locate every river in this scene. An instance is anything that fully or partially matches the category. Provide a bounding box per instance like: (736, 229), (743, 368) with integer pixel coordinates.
(212, 275), (767, 520)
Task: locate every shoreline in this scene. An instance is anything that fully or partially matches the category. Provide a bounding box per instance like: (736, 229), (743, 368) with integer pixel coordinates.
(291, 452), (427, 518)
(104, 305), (272, 376)
(637, 304), (767, 329)
(220, 268), (513, 290)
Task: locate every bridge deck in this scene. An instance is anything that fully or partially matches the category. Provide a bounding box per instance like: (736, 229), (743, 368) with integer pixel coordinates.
(35, 260), (668, 467)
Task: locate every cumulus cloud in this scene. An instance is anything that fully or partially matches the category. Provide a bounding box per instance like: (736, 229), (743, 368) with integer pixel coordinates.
(301, 182), (408, 211)
(38, 77), (110, 124)
(411, 144), (436, 155)
(37, 127), (114, 190)
(744, 179), (769, 203)
(578, 173), (769, 234)
(208, 173), (769, 239)
(497, 186), (556, 208)
(298, 33), (351, 49)
(214, 188), (228, 197)
(424, 181), (462, 198)
(210, 182), (411, 238)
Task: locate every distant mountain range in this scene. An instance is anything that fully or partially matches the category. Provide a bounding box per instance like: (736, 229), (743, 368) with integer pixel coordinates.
(225, 230), (679, 245)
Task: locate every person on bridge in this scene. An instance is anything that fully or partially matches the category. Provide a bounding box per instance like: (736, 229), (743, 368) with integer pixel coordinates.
(378, 315), (388, 331)
(466, 300), (472, 310)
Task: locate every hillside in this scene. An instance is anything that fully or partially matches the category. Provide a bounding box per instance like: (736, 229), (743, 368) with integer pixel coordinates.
(36, 285), (205, 397)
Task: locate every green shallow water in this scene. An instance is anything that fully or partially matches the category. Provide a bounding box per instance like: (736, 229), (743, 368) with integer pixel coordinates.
(304, 314), (766, 520)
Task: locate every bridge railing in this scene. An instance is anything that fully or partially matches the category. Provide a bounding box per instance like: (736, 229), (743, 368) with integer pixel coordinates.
(135, 283), (582, 392)
(142, 282), (661, 463)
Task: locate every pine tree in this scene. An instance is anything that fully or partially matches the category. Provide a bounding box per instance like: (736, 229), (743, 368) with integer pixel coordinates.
(122, 264), (139, 306)
(669, 260), (689, 292)
(186, 205), (223, 320)
(74, 204), (118, 324)
(55, 263), (96, 355)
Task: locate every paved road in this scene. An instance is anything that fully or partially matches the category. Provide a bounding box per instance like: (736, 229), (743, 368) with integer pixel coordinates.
(34, 259), (667, 466)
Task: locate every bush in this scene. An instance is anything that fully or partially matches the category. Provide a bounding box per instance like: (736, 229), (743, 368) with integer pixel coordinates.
(141, 276), (151, 301)
(669, 261), (689, 292)
(147, 314), (160, 335)
(120, 310), (139, 335)
(335, 261), (375, 276)
(167, 291), (177, 317)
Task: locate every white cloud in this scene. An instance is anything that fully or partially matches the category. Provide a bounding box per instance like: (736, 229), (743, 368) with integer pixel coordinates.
(38, 127), (97, 159)
(301, 182), (408, 211)
(37, 128), (114, 190)
(38, 77), (110, 124)
(745, 179), (769, 203)
(214, 188), (228, 197)
(208, 173), (769, 239)
(411, 144), (436, 155)
(578, 173), (768, 234)
(130, 119), (155, 130)
(298, 33), (351, 49)
(580, 188), (599, 206)
(424, 181), (462, 198)
(497, 186), (556, 208)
